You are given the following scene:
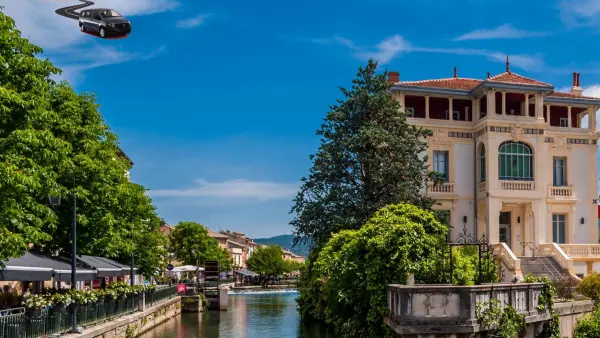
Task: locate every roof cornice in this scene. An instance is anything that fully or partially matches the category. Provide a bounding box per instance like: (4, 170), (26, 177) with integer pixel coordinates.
(545, 96), (600, 106)
(391, 85), (472, 98)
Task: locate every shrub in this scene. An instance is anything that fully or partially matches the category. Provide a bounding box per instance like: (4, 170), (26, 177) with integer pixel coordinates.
(574, 305), (600, 338)
(576, 273), (600, 300)
(553, 277), (578, 300)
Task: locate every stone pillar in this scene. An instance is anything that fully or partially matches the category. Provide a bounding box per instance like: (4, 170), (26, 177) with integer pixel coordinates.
(524, 94), (529, 116)
(523, 204), (533, 255)
(487, 198), (502, 243)
(588, 262), (594, 275)
(546, 104), (551, 126)
(473, 99), (479, 121)
(567, 106), (572, 128)
(425, 96), (430, 119)
(399, 92), (405, 109)
(501, 92), (506, 115)
(589, 106), (597, 130)
(449, 97), (454, 121)
(488, 90), (496, 115)
(534, 94), (544, 121)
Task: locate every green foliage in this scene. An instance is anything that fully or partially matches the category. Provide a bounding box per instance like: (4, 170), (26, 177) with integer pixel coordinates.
(475, 299), (525, 338)
(298, 204), (447, 338)
(576, 272), (600, 301)
(254, 235), (310, 257)
(247, 245), (286, 286)
(283, 259), (305, 273)
(522, 274), (560, 338)
(290, 59), (433, 249)
(169, 221), (233, 271)
(0, 9), (164, 278)
(574, 304), (600, 338)
(450, 246), (499, 285)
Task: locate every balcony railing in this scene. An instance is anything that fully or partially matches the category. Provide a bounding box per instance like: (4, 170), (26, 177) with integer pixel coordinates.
(559, 244), (600, 260)
(500, 180), (535, 191)
(427, 182), (455, 194)
(548, 186), (574, 199)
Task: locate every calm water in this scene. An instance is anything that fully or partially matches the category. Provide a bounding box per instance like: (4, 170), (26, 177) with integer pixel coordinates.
(138, 291), (337, 338)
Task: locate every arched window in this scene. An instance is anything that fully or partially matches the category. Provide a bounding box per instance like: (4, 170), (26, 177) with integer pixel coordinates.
(498, 142), (533, 180)
(479, 144), (486, 182)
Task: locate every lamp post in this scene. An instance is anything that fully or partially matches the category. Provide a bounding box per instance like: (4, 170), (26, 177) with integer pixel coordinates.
(48, 188), (78, 333)
(130, 224), (135, 286)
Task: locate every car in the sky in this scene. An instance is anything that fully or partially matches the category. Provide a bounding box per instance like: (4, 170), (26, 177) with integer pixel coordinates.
(78, 8), (131, 38)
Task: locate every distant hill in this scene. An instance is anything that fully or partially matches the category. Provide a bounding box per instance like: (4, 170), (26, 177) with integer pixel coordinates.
(253, 234), (310, 257)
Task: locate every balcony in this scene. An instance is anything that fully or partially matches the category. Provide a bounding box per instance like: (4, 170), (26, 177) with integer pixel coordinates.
(500, 180), (535, 191)
(559, 244), (600, 262)
(427, 182), (455, 194)
(547, 185), (575, 199)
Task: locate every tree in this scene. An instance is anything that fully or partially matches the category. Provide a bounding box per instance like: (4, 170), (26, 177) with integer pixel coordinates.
(283, 259), (305, 274)
(0, 9), (71, 261)
(290, 59), (433, 249)
(0, 9), (165, 280)
(247, 245), (286, 287)
(168, 221), (233, 271)
(297, 204), (447, 338)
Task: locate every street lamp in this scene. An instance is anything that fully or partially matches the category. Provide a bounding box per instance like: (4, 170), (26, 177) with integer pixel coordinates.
(48, 189), (79, 333)
(130, 224), (135, 286)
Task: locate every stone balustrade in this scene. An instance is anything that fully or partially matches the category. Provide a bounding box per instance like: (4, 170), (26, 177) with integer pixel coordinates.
(385, 283), (549, 337)
(500, 180), (535, 191)
(427, 182), (455, 194)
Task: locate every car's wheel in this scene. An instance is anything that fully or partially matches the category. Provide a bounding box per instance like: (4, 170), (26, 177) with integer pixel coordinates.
(80, 24), (85, 32)
(99, 27), (106, 38)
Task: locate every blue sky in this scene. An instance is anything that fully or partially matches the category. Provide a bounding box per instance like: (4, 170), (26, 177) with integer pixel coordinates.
(4, 0), (600, 238)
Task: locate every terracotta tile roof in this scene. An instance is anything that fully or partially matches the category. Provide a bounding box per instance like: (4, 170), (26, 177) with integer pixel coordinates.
(487, 72), (552, 87)
(397, 77), (482, 91)
(548, 91), (600, 101)
(207, 229), (229, 239)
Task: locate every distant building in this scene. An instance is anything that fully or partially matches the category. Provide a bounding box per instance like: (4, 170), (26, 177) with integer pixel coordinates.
(282, 249), (305, 263)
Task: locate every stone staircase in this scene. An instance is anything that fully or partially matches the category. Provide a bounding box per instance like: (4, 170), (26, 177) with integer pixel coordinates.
(519, 256), (573, 281)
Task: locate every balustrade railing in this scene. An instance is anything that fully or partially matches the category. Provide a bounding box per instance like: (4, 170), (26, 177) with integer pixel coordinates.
(500, 180), (535, 191)
(427, 182), (455, 194)
(559, 244), (600, 260)
(548, 186), (574, 198)
(0, 286), (178, 338)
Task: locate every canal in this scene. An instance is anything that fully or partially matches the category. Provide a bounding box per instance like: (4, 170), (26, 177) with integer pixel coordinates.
(138, 291), (337, 338)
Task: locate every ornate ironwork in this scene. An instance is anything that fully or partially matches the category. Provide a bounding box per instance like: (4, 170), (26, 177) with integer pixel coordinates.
(520, 241), (539, 258)
(451, 225), (475, 245)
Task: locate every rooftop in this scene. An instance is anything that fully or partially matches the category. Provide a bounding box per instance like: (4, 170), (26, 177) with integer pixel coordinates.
(390, 57), (600, 101)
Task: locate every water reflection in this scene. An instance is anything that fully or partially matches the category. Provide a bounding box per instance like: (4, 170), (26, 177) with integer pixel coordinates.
(138, 292), (337, 338)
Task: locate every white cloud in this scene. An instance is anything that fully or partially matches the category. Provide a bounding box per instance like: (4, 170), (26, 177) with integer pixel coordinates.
(176, 13), (213, 29)
(559, 0), (600, 28)
(453, 24), (547, 41)
(148, 179), (299, 201)
(304, 34), (544, 71)
(2, 0), (179, 50)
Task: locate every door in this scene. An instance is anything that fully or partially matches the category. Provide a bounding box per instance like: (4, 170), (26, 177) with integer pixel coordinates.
(91, 10), (102, 31)
(499, 212), (511, 248)
(553, 157), (567, 186)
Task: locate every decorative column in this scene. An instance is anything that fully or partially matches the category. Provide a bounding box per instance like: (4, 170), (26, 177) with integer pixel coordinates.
(589, 106), (597, 130)
(501, 92), (506, 115)
(425, 96), (430, 119)
(449, 97), (454, 121)
(524, 94), (529, 116)
(546, 104), (551, 126)
(473, 99), (479, 121)
(567, 106), (572, 128)
(523, 204), (533, 255)
(399, 92), (405, 109)
(487, 90), (496, 115)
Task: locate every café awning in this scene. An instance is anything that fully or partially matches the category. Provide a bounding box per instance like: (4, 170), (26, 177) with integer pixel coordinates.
(93, 256), (137, 273)
(234, 270), (259, 277)
(79, 255), (126, 277)
(0, 252), (96, 282)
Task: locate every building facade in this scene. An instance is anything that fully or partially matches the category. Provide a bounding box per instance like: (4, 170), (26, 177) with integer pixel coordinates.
(389, 60), (600, 277)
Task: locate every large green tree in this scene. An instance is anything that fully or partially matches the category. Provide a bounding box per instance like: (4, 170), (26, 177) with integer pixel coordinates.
(0, 9), (70, 261)
(169, 221), (233, 271)
(0, 8), (164, 278)
(290, 59), (433, 249)
(247, 245), (286, 286)
(298, 204), (448, 338)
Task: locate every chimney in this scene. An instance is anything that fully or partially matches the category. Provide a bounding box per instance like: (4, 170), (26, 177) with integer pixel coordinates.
(487, 72), (491, 79)
(570, 72), (583, 96)
(453, 67), (458, 78)
(388, 71), (399, 83)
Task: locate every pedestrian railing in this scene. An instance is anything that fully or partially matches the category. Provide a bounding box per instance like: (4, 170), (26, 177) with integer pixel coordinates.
(0, 286), (178, 338)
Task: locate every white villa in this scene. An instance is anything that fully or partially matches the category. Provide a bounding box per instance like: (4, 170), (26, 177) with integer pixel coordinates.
(389, 58), (600, 279)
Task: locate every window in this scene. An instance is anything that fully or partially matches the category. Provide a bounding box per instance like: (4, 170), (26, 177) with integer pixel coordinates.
(560, 118), (568, 127)
(553, 157), (567, 186)
(552, 214), (566, 244)
(479, 144), (486, 182)
(93, 11), (102, 20)
(498, 141), (533, 180)
(405, 107), (414, 118)
(433, 151), (449, 181)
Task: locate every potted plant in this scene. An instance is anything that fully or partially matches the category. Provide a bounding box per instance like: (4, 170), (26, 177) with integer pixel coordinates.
(22, 294), (50, 316)
(50, 293), (73, 309)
